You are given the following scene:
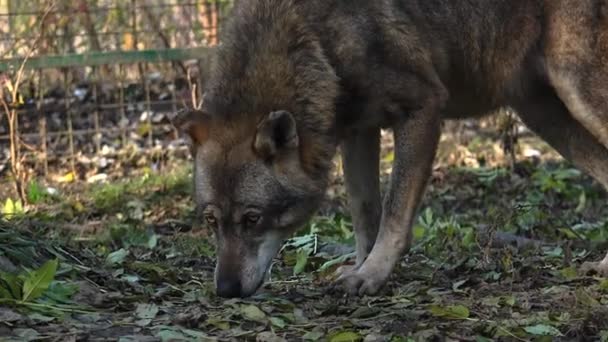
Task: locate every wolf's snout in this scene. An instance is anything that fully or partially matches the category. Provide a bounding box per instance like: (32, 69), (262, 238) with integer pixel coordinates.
(216, 276), (242, 298)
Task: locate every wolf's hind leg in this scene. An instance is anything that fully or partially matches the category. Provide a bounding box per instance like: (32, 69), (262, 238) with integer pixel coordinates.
(515, 89), (608, 278)
(514, 90), (608, 188)
(545, 0), (608, 149)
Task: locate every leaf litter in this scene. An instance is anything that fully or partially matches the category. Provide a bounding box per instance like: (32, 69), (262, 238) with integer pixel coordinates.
(1, 133), (608, 341)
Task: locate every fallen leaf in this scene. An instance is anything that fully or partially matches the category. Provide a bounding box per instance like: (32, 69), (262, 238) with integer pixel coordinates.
(475, 336), (493, 342)
(22, 259), (58, 302)
(106, 249), (129, 266)
(428, 304), (470, 320)
(45, 281), (80, 303)
(559, 266), (578, 280)
(270, 316), (287, 328)
(56, 172), (76, 183)
(294, 248), (311, 276)
(329, 331), (363, 342)
(302, 330), (325, 341)
(256, 331), (287, 342)
(524, 324), (563, 337)
(0, 307), (23, 323)
(0, 271), (22, 299)
(135, 303), (159, 326)
(27, 313), (55, 322)
(15, 328), (40, 341)
(575, 288), (600, 307)
(206, 317), (231, 330)
(452, 279), (469, 292)
(241, 304), (267, 323)
(349, 306), (379, 319)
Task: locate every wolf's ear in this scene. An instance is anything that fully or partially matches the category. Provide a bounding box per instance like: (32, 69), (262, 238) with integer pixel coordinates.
(254, 110), (299, 159)
(171, 109), (210, 145)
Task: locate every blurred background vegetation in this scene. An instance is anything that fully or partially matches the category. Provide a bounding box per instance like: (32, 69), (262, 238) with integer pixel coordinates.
(0, 0), (235, 203)
(0, 0), (234, 56)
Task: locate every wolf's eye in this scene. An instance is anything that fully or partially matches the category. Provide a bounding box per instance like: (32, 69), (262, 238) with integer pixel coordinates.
(204, 214), (217, 227)
(245, 212), (261, 226)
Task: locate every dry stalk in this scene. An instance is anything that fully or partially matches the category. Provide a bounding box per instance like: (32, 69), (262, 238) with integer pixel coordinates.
(187, 67), (203, 110)
(0, 3), (55, 204)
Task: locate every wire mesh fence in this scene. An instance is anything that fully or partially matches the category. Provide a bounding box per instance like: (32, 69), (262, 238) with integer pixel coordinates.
(0, 0), (234, 190)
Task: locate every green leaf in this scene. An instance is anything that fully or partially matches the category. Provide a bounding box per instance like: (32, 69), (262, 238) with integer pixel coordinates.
(21, 259), (58, 302)
(428, 304), (470, 320)
(558, 228), (579, 239)
(524, 324), (562, 336)
(413, 224), (426, 241)
(293, 248), (310, 275)
(600, 330), (608, 342)
(26, 181), (46, 204)
(575, 288), (600, 307)
(461, 227), (476, 248)
(146, 234), (158, 249)
(44, 282), (79, 304)
(599, 279), (608, 293)
(329, 331), (362, 342)
(559, 266), (578, 280)
(0, 271), (22, 300)
(270, 316), (287, 328)
(241, 304), (266, 323)
(106, 248), (129, 266)
(206, 317), (231, 330)
(318, 252), (356, 273)
(0, 285), (13, 300)
(501, 295), (516, 307)
(575, 191), (587, 213)
(349, 306), (379, 319)
(302, 330), (325, 341)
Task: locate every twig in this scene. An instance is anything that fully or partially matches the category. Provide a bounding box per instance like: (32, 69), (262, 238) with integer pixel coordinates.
(188, 67), (203, 110)
(1, 2), (55, 203)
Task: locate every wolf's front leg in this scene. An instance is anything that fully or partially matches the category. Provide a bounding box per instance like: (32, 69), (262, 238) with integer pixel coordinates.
(337, 128), (382, 275)
(338, 111), (441, 296)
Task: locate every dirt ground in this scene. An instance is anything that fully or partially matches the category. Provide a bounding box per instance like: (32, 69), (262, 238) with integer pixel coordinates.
(1, 128), (608, 342)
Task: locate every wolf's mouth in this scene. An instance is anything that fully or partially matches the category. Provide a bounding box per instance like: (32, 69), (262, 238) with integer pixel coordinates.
(257, 258), (277, 293)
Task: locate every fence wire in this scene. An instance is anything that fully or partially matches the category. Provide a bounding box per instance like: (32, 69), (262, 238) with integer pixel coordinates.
(0, 0), (233, 181)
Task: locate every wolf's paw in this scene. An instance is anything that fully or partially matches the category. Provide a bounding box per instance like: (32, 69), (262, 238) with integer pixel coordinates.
(580, 261), (608, 277)
(336, 263), (390, 296)
(334, 262), (362, 279)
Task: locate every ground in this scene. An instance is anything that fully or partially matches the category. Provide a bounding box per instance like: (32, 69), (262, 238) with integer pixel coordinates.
(1, 126), (608, 342)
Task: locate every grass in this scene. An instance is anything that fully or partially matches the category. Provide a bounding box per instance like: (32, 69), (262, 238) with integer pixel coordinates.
(1, 133), (608, 341)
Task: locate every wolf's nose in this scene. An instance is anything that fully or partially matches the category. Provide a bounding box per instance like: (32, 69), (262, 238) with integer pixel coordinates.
(216, 278), (242, 298)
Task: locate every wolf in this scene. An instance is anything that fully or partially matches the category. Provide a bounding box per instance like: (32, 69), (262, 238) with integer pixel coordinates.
(173, 0), (608, 298)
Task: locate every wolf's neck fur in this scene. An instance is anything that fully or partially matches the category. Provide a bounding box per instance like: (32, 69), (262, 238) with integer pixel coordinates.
(203, 0), (339, 183)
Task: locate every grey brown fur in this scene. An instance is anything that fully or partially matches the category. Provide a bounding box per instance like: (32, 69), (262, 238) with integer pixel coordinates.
(174, 0), (608, 298)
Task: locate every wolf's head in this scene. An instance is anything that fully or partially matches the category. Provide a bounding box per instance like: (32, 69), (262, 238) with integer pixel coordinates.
(173, 107), (333, 298)
(173, 0), (339, 298)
